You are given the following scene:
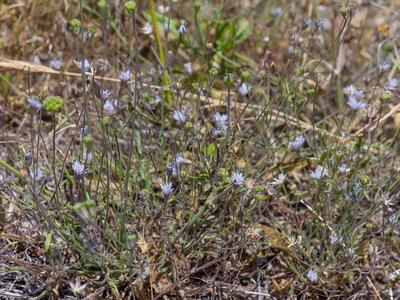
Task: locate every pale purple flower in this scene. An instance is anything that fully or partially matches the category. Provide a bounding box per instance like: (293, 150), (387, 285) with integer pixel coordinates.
(347, 96), (368, 110)
(30, 168), (43, 181)
(119, 70), (132, 82)
(27, 96), (42, 110)
(380, 61), (391, 72)
(270, 6), (283, 16)
(0, 174), (4, 185)
(339, 164), (350, 173)
(310, 165), (328, 179)
(238, 83), (251, 96)
(160, 182), (174, 197)
(49, 59), (63, 70)
(142, 23), (152, 35)
(289, 135), (305, 151)
(103, 100), (117, 114)
(100, 88), (112, 100)
(343, 85), (364, 98)
(270, 173), (287, 186)
(153, 95), (162, 105)
(184, 62), (193, 74)
(231, 171), (245, 187)
(173, 109), (186, 123)
(329, 233), (342, 246)
(213, 112), (228, 131)
(178, 22), (187, 34)
(77, 59), (91, 72)
(306, 269), (318, 283)
(72, 161), (85, 177)
(387, 78), (398, 88)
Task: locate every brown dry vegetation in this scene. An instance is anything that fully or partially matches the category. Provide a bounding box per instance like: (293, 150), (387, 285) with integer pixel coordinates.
(1, 0), (400, 299)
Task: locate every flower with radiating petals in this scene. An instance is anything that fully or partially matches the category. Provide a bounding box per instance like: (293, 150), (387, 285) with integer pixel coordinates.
(306, 269), (318, 283)
(27, 96), (43, 110)
(289, 135), (305, 151)
(72, 161), (85, 177)
(119, 70), (132, 82)
(310, 165), (328, 179)
(173, 109), (186, 123)
(77, 59), (91, 72)
(231, 171), (245, 187)
(238, 83), (251, 96)
(160, 182), (174, 197)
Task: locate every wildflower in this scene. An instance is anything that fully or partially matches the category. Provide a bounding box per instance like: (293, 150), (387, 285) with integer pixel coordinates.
(27, 96), (43, 110)
(173, 109), (186, 123)
(153, 95), (162, 105)
(103, 100), (117, 114)
(270, 173), (287, 186)
(231, 171), (245, 187)
(310, 165), (328, 179)
(30, 168), (43, 181)
(339, 164), (350, 173)
(166, 153), (190, 176)
(49, 59), (63, 70)
(77, 59), (91, 72)
(72, 161), (85, 177)
(166, 161), (178, 176)
(183, 62), (193, 74)
(347, 96), (368, 111)
(178, 21), (187, 34)
(160, 182), (174, 197)
(387, 78), (398, 89)
(306, 269), (318, 283)
(78, 126), (89, 136)
(238, 83), (251, 96)
(157, 5), (169, 14)
(119, 70), (132, 82)
(85, 152), (93, 162)
(288, 135), (305, 151)
(100, 88), (112, 100)
(213, 112), (228, 132)
(0, 174), (4, 186)
(329, 233), (342, 245)
(270, 6), (283, 16)
(380, 61), (391, 72)
(142, 23), (152, 35)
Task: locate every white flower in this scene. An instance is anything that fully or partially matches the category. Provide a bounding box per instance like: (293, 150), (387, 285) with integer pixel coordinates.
(103, 100), (117, 114)
(166, 153), (190, 176)
(310, 165), (328, 179)
(77, 59), (91, 72)
(49, 59), (63, 70)
(238, 83), (251, 96)
(173, 109), (186, 123)
(339, 164), (350, 173)
(288, 135), (305, 151)
(0, 174), (4, 185)
(72, 161), (85, 177)
(119, 70), (131, 82)
(347, 96), (368, 111)
(270, 173), (287, 186)
(100, 88), (112, 100)
(380, 61), (391, 72)
(27, 96), (42, 110)
(178, 22), (187, 34)
(184, 62), (193, 74)
(306, 269), (318, 283)
(160, 182), (174, 197)
(142, 23), (153, 35)
(231, 171), (245, 187)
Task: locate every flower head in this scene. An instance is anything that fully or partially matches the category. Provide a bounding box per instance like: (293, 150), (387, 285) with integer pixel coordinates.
(213, 112), (228, 131)
(270, 173), (287, 186)
(50, 59), (63, 70)
(160, 182), (174, 197)
(77, 59), (91, 72)
(178, 21), (187, 34)
(72, 161), (85, 177)
(173, 109), (186, 123)
(231, 171), (245, 187)
(306, 269), (318, 283)
(238, 83), (251, 96)
(142, 23), (152, 35)
(347, 96), (368, 111)
(103, 100), (117, 114)
(288, 135), (305, 151)
(339, 164), (350, 173)
(119, 70), (132, 82)
(183, 62), (193, 74)
(27, 96), (43, 110)
(100, 88), (112, 100)
(329, 233), (342, 246)
(310, 165), (328, 179)
(387, 78), (398, 89)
